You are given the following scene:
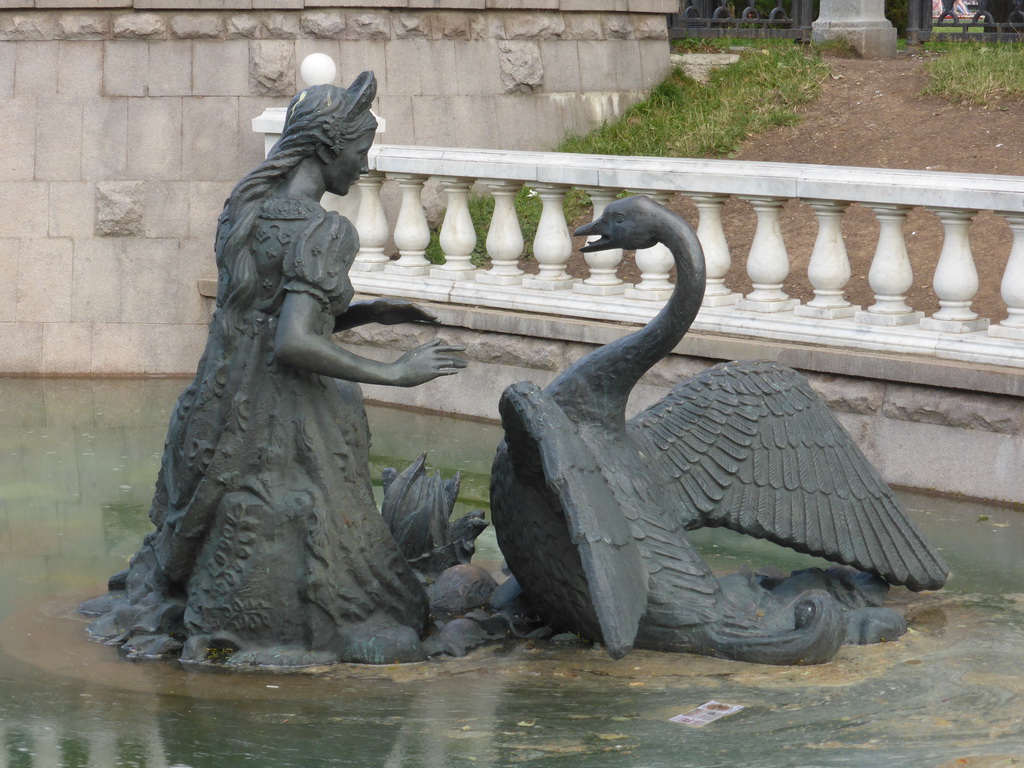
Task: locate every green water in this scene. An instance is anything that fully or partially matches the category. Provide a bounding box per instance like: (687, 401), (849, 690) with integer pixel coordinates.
(1, 378), (1023, 768)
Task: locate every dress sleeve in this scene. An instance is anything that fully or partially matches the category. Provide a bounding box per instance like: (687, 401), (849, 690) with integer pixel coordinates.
(282, 211), (359, 312)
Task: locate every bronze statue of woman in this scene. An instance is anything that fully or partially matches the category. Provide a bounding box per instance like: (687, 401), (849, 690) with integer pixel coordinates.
(86, 71), (466, 666)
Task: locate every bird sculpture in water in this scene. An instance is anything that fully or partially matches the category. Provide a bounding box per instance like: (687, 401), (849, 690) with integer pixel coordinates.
(381, 454), (488, 580)
(490, 195), (948, 666)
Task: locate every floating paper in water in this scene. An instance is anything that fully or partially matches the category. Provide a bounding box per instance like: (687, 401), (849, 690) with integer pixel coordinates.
(670, 701), (744, 727)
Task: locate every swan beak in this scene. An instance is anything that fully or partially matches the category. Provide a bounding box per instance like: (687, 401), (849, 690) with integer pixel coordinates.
(575, 219), (613, 253)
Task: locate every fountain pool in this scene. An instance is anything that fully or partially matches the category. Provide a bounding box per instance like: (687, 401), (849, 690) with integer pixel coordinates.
(1, 377), (1023, 768)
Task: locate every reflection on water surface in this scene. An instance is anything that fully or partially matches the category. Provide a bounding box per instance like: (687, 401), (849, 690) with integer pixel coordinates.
(1, 378), (1023, 767)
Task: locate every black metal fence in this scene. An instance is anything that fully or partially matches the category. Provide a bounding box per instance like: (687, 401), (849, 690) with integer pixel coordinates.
(908, 0), (1024, 41)
(668, 0), (1024, 42)
(668, 0), (815, 41)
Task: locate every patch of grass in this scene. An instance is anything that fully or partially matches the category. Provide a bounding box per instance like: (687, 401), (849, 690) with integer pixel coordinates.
(671, 38), (740, 54)
(921, 42), (1024, 105)
(558, 43), (829, 159)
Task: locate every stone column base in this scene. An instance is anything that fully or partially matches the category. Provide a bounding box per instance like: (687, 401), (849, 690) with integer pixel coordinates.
(812, 21), (897, 59)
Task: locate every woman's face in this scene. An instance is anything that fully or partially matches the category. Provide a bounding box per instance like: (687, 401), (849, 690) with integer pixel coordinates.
(322, 126), (375, 197)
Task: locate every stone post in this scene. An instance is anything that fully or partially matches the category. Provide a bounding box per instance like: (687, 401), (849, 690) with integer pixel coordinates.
(812, 0), (897, 59)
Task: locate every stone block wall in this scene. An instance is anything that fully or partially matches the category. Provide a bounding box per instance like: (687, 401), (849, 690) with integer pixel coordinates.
(0, 1), (673, 375)
(340, 319), (1024, 505)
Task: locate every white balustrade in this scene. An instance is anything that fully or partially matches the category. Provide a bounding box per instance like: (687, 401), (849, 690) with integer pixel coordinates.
(691, 193), (740, 307)
(990, 212), (1024, 340)
(625, 191), (675, 302)
(432, 176), (478, 281)
(477, 180), (525, 285)
(735, 196), (799, 313)
(856, 204), (923, 326)
(352, 171), (390, 272)
(920, 207), (989, 333)
(794, 199), (858, 319)
(523, 184), (573, 291)
(248, 110), (1024, 370)
(386, 173), (432, 277)
(575, 187), (625, 296)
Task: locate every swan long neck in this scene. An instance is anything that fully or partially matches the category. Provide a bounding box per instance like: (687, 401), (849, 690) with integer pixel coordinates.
(547, 213), (707, 430)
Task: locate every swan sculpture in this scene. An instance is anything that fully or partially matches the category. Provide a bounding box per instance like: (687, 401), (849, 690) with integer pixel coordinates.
(490, 195), (948, 666)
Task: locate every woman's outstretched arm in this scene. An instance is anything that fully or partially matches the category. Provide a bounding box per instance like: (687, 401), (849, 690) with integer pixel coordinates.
(277, 292), (466, 386)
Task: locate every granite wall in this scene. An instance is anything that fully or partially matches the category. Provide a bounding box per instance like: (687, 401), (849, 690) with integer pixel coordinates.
(0, 1), (674, 375)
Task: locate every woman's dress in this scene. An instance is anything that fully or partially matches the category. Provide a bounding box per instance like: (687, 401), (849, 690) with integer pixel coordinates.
(90, 196), (428, 664)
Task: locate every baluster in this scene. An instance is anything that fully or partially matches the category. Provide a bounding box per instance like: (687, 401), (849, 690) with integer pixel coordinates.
(88, 730), (118, 768)
(144, 727), (171, 767)
(919, 207), (989, 333)
(735, 196), (799, 312)
(431, 176), (478, 281)
(477, 181), (525, 285)
(989, 212), (1024, 340)
(575, 187), (625, 296)
(794, 199), (859, 319)
(690, 192), (740, 307)
(855, 204), (923, 326)
(625, 191), (675, 302)
(523, 184), (573, 291)
(32, 723), (60, 768)
(385, 173), (431, 276)
(352, 171), (389, 272)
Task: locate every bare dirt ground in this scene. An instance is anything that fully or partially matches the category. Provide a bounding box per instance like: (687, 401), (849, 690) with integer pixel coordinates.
(565, 50), (1024, 321)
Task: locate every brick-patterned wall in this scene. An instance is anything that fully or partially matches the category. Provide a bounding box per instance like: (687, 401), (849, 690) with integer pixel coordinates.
(0, 2), (673, 375)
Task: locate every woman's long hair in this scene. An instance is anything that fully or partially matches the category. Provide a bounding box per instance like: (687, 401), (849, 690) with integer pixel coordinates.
(214, 71), (378, 331)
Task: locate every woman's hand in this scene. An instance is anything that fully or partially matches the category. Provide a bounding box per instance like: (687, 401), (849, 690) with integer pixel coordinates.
(391, 339), (468, 387)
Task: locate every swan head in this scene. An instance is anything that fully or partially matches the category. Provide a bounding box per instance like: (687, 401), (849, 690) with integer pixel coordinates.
(574, 195), (664, 253)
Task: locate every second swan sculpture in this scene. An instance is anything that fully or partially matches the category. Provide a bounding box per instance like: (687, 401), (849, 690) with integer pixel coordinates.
(491, 195), (948, 666)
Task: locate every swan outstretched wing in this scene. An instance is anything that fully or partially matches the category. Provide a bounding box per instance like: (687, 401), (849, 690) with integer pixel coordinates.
(629, 361), (948, 591)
